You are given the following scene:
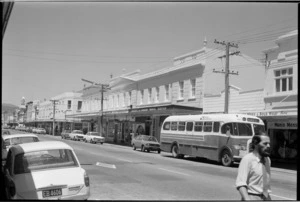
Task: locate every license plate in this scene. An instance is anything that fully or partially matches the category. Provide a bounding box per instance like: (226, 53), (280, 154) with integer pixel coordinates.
(42, 188), (62, 198)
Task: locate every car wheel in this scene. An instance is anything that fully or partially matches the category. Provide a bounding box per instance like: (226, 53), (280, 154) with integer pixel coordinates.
(221, 150), (233, 167)
(100, 142), (103, 145)
(147, 150), (150, 153)
(141, 145), (145, 152)
(90, 139), (93, 144)
(133, 144), (136, 150)
(158, 149), (161, 154)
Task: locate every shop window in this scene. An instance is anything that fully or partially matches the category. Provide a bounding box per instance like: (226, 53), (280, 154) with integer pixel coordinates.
(171, 122), (178, 131)
(204, 122), (212, 132)
(178, 122), (186, 131)
(194, 122), (203, 132)
(274, 68), (293, 92)
(163, 122), (170, 130)
(186, 122), (193, 131)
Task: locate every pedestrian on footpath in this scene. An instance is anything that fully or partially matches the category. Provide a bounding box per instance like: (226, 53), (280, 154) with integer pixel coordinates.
(236, 132), (272, 201)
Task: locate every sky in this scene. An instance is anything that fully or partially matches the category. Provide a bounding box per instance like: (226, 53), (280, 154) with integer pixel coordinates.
(2, 2), (298, 106)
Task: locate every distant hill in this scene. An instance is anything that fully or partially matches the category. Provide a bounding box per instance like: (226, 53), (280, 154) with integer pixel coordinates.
(2, 103), (19, 113)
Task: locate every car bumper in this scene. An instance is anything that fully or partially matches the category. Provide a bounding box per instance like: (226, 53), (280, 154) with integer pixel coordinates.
(145, 146), (160, 151)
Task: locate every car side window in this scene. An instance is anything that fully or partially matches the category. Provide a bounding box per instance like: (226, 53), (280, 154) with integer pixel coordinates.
(5, 139), (10, 146)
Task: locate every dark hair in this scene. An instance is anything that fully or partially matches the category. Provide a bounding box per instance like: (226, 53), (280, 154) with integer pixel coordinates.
(250, 132), (267, 150)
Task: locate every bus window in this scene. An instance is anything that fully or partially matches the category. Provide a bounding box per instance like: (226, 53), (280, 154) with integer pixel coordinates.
(253, 124), (265, 135)
(233, 123), (239, 136)
(163, 122), (170, 130)
(221, 123), (233, 135)
(186, 122), (193, 131)
(213, 122), (220, 132)
(237, 123), (252, 136)
(171, 122), (178, 131)
(194, 122), (203, 132)
(204, 122), (212, 132)
(178, 122), (186, 131)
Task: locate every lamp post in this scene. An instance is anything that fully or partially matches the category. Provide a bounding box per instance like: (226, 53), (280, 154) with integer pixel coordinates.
(81, 78), (110, 136)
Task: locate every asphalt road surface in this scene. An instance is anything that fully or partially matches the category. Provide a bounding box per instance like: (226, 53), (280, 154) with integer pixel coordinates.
(7, 131), (297, 200)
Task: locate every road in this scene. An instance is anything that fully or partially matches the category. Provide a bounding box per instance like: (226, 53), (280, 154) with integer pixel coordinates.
(6, 130), (297, 200)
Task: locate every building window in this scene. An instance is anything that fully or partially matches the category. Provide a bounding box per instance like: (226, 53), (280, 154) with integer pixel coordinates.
(128, 91), (132, 106)
(155, 87), (159, 103)
(67, 100), (71, 109)
(275, 68), (293, 92)
(165, 85), (169, 101)
(77, 101), (82, 110)
(140, 90), (144, 105)
(179, 81), (184, 99)
(148, 88), (152, 104)
(116, 95), (119, 107)
(190, 79), (196, 98)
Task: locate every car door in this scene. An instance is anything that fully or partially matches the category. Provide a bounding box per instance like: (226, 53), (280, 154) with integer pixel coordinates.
(86, 133), (90, 141)
(135, 136), (141, 148)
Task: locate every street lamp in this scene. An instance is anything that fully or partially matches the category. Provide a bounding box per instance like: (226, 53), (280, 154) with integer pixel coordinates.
(81, 78), (110, 136)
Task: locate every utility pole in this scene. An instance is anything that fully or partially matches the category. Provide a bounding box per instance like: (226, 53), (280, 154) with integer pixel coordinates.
(213, 40), (239, 114)
(81, 79), (110, 136)
(51, 100), (58, 136)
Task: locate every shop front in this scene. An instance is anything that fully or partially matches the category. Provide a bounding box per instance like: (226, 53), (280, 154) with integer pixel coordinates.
(103, 104), (202, 145)
(242, 109), (297, 163)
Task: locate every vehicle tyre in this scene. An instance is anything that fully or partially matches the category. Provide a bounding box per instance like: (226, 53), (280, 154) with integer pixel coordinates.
(171, 144), (180, 158)
(141, 145), (145, 152)
(221, 150), (233, 167)
(147, 149), (150, 153)
(158, 149), (161, 154)
(90, 139), (93, 144)
(100, 142), (103, 145)
(133, 144), (136, 150)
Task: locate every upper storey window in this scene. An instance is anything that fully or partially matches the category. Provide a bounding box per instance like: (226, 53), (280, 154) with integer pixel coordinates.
(275, 68), (293, 92)
(179, 81), (184, 99)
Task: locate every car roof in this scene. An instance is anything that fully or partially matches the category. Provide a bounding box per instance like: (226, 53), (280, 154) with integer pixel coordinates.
(2, 134), (38, 139)
(10, 141), (74, 155)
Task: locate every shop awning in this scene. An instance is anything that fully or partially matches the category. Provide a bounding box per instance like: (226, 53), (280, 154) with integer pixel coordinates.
(103, 104), (202, 117)
(66, 111), (100, 119)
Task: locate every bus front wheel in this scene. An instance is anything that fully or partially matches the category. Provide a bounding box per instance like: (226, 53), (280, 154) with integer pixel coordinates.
(221, 150), (233, 167)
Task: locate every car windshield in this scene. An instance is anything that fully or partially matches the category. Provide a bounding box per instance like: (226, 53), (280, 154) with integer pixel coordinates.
(73, 130), (83, 134)
(64, 130), (71, 133)
(14, 149), (79, 174)
(142, 136), (158, 142)
(90, 132), (100, 136)
(10, 137), (39, 145)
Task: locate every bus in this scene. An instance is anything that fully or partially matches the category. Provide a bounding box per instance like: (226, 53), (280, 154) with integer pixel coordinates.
(160, 114), (265, 166)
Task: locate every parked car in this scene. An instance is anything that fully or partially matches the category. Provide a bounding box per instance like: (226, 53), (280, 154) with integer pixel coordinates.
(131, 135), (161, 153)
(69, 130), (85, 141)
(2, 134), (39, 151)
(84, 132), (105, 144)
(3, 141), (90, 199)
(61, 130), (71, 139)
(2, 129), (11, 135)
(35, 128), (46, 134)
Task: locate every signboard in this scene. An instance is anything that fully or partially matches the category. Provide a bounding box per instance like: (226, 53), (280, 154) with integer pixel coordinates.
(268, 121), (298, 129)
(242, 110), (297, 117)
